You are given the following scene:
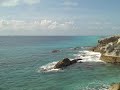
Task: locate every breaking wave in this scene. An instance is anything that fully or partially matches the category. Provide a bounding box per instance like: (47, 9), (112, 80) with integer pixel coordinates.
(37, 61), (61, 73)
(74, 50), (104, 62)
(38, 50), (105, 73)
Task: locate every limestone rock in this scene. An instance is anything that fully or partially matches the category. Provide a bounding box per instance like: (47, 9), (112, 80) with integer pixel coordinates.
(91, 35), (120, 63)
(109, 83), (120, 90)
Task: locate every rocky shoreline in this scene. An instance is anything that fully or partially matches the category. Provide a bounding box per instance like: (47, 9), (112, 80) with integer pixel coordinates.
(100, 55), (120, 63)
(91, 35), (120, 90)
(91, 35), (120, 63)
(52, 35), (120, 90)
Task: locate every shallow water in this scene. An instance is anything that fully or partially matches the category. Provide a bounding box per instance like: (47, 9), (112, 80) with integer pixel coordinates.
(0, 36), (120, 90)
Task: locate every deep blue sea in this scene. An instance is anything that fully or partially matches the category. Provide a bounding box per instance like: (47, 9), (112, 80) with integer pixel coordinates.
(0, 36), (120, 90)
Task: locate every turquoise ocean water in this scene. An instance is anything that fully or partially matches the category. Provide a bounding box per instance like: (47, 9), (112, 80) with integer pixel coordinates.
(0, 36), (120, 90)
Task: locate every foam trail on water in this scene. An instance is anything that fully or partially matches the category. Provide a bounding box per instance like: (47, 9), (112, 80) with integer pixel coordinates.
(74, 50), (104, 62)
(38, 50), (105, 73)
(80, 80), (109, 90)
(38, 61), (61, 73)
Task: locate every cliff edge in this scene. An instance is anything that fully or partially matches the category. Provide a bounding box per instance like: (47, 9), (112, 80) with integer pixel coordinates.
(91, 35), (120, 63)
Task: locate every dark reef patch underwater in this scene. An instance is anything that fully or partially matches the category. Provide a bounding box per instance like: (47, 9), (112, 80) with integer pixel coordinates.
(0, 36), (120, 90)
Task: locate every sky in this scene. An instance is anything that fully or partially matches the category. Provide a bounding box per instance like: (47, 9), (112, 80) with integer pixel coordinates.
(0, 0), (120, 36)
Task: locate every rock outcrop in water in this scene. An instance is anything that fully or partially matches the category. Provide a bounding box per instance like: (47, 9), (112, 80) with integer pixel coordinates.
(54, 58), (82, 69)
(91, 35), (120, 63)
(109, 83), (120, 90)
(51, 50), (60, 53)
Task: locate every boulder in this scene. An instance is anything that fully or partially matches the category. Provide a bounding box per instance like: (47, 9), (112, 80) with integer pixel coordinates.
(73, 47), (80, 50)
(70, 59), (82, 64)
(109, 83), (120, 90)
(52, 50), (60, 53)
(54, 58), (82, 69)
(54, 58), (71, 69)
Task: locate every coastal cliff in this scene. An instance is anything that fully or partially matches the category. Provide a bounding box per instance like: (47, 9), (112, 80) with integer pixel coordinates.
(91, 35), (120, 63)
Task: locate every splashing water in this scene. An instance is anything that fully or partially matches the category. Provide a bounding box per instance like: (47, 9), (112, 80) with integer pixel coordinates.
(38, 50), (105, 73)
(74, 50), (105, 62)
(38, 61), (61, 72)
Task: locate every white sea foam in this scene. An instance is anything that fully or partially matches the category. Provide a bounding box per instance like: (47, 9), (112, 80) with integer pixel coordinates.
(38, 50), (105, 73)
(74, 50), (104, 62)
(80, 80), (109, 90)
(38, 61), (61, 73)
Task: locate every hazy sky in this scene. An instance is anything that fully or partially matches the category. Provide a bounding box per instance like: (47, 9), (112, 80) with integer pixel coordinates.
(0, 0), (120, 36)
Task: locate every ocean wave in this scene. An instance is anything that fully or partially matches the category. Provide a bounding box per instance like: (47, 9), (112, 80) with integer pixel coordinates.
(74, 50), (104, 63)
(38, 50), (105, 73)
(69, 46), (92, 51)
(38, 61), (61, 73)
